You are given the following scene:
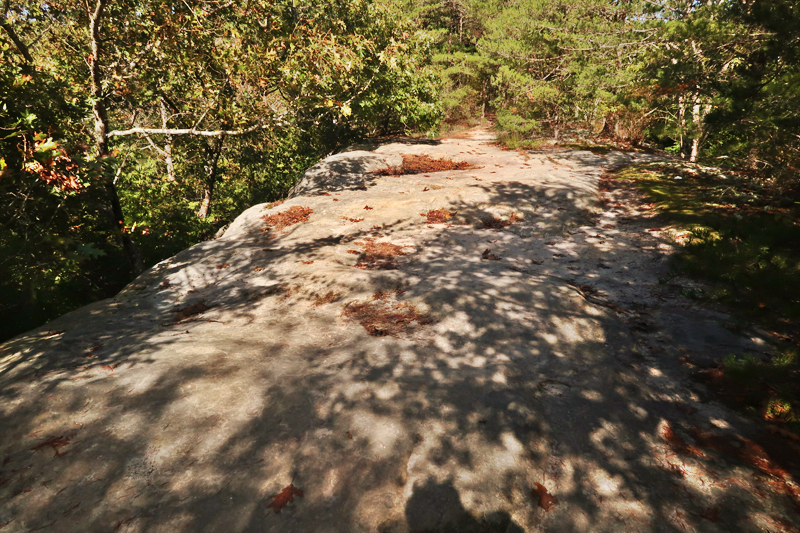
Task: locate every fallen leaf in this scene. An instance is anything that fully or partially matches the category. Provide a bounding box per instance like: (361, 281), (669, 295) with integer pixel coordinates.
(266, 483), (303, 514)
(364, 205), (373, 210)
(422, 187), (429, 192)
(216, 263), (229, 269)
(352, 241), (408, 270)
(343, 292), (431, 337)
(373, 154), (476, 176)
(421, 209), (455, 224)
(532, 483), (558, 511)
(699, 508), (720, 522)
(482, 213), (520, 230)
(482, 248), (500, 261)
(301, 261), (314, 265)
(261, 206), (313, 233)
(31, 433), (76, 457)
(173, 301), (209, 322)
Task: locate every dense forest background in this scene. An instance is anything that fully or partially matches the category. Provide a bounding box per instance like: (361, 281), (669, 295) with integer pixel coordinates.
(2, 0), (798, 342)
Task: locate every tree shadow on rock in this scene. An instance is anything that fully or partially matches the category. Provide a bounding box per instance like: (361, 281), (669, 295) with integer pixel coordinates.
(379, 479), (523, 533)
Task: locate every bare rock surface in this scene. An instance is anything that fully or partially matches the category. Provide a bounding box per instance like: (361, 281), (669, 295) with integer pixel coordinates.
(1, 129), (797, 532)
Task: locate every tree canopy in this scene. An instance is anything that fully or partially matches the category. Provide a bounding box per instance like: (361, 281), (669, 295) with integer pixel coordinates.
(2, 0), (798, 342)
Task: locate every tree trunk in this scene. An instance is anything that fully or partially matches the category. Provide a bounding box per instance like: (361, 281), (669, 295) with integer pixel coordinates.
(197, 134), (225, 219)
(0, 16), (33, 64)
(688, 91), (712, 163)
(160, 98), (176, 182)
(677, 94), (689, 159)
(690, 91), (701, 162)
(89, 0), (143, 275)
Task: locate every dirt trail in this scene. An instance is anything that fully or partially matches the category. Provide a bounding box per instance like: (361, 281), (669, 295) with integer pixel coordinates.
(1, 128), (798, 532)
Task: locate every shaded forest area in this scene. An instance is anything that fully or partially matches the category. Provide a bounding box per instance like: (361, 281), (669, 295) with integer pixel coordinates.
(2, 0), (799, 342)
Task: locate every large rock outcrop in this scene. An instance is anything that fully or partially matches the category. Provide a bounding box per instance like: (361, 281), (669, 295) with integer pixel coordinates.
(0, 131), (793, 532)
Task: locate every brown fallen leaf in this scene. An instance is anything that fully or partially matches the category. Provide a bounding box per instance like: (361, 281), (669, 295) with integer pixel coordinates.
(216, 263), (229, 269)
(422, 187), (429, 192)
(482, 248), (500, 261)
(174, 301), (209, 322)
(373, 154), (476, 176)
(301, 261), (314, 265)
(364, 205), (373, 210)
(699, 508), (720, 522)
(261, 206), (313, 233)
(266, 483), (303, 514)
(532, 483), (558, 511)
(421, 209), (455, 224)
(32, 433), (76, 457)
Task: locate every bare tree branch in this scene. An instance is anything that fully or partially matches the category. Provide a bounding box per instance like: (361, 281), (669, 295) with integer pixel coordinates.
(107, 122), (281, 138)
(0, 14), (33, 63)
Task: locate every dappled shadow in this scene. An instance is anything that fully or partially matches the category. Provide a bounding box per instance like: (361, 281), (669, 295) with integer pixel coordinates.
(288, 151), (389, 197)
(529, 148), (667, 172)
(0, 143), (797, 533)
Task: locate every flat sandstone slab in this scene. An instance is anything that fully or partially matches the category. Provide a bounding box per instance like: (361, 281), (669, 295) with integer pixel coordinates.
(0, 131), (796, 532)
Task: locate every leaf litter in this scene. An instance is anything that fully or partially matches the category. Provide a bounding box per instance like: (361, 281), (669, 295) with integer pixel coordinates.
(261, 206), (313, 234)
(173, 301), (210, 322)
(374, 154), (476, 176)
(482, 212), (520, 229)
(343, 290), (432, 337)
(421, 209), (455, 224)
(350, 238), (409, 270)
